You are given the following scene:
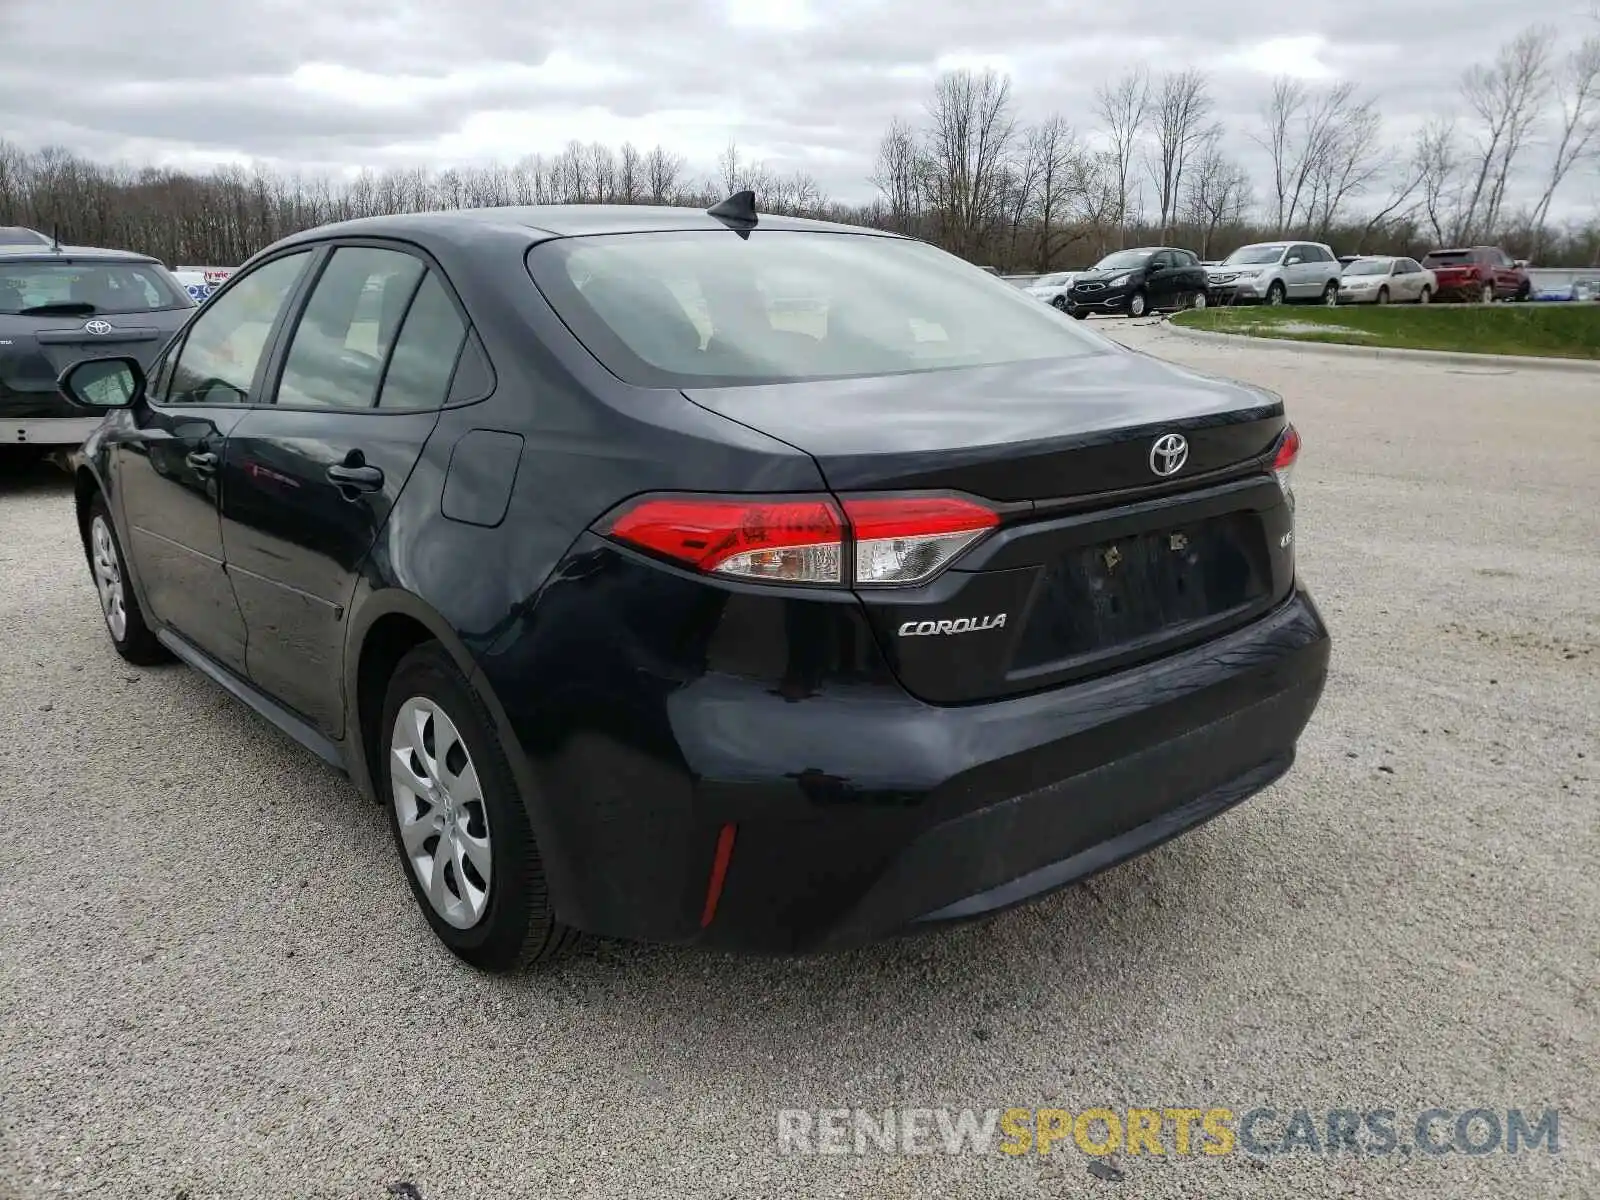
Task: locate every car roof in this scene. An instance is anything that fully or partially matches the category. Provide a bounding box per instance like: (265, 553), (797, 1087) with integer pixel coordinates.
(0, 243), (164, 265)
(272, 204), (900, 250)
(0, 225), (52, 246)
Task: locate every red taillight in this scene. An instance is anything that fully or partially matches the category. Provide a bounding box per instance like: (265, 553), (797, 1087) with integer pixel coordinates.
(1272, 423), (1301, 500)
(603, 496), (844, 583)
(600, 492), (999, 587)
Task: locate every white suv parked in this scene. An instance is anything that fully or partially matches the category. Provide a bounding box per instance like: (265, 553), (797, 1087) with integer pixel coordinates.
(1207, 242), (1343, 306)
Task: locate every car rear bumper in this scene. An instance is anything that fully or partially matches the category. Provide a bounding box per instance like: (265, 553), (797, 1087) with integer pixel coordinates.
(513, 581), (1330, 953)
(1, 415), (101, 445)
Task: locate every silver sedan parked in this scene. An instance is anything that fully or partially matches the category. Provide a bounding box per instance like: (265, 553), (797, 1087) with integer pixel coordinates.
(1337, 256), (1436, 304)
(1025, 271), (1076, 310)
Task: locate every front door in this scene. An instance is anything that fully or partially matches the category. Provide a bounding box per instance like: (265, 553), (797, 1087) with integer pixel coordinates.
(220, 244), (469, 735)
(114, 250), (315, 672)
(1145, 252), (1179, 309)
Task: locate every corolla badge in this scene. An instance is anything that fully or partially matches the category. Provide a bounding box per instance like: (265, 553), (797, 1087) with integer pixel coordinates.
(1149, 432), (1189, 477)
(898, 614), (1007, 637)
(83, 319), (113, 335)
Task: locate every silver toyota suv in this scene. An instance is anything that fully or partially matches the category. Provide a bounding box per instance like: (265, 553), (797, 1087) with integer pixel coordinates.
(1206, 241), (1342, 306)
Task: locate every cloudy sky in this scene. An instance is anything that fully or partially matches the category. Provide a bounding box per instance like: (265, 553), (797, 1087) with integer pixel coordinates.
(4, 0), (1596, 212)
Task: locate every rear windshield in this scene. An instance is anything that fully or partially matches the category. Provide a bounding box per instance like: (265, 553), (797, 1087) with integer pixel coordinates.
(0, 260), (191, 316)
(1422, 251), (1472, 266)
(1343, 259), (1392, 276)
(526, 231), (1104, 388)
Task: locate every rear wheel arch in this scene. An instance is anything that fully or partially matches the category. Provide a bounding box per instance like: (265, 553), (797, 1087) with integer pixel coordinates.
(345, 589), (581, 930)
(347, 595), (479, 803)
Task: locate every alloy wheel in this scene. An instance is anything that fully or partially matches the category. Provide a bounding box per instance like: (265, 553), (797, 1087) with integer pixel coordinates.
(390, 696), (493, 929)
(90, 516), (127, 641)
(1191, 291), (1208, 310)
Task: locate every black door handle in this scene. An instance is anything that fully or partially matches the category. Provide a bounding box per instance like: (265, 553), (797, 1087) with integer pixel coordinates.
(186, 450), (219, 474)
(327, 462), (384, 492)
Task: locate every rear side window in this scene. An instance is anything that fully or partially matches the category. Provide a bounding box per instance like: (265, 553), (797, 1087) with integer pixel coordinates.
(378, 273), (468, 410)
(527, 230), (1103, 388)
(275, 247), (424, 409)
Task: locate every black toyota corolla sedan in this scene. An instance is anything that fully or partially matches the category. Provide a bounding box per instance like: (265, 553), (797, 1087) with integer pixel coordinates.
(62, 197), (1330, 971)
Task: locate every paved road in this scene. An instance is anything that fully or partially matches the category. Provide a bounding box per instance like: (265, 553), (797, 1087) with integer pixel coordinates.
(2, 327), (1597, 1199)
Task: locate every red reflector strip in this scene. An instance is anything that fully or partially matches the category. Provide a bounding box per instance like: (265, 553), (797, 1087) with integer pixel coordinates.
(843, 495), (1000, 540)
(605, 497), (843, 573)
(699, 822), (738, 928)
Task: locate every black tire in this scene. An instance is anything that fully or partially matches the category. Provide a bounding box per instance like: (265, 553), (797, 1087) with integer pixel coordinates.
(1322, 280), (1340, 306)
(1376, 286), (1389, 305)
(1265, 281), (1287, 306)
(1516, 282), (1531, 302)
(381, 642), (580, 972)
(85, 492), (168, 665)
(1127, 289), (1149, 318)
(1050, 295), (1068, 311)
(1419, 287), (1432, 305)
(1071, 310), (1089, 320)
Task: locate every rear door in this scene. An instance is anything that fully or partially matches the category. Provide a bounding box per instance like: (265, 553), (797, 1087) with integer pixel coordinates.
(113, 250), (315, 672)
(219, 242), (470, 735)
(1286, 244), (1320, 298)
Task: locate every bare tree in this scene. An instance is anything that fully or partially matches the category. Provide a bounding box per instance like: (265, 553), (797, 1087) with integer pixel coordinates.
(1303, 97), (1386, 233)
(1253, 79), (1381, 234)
(1459, 26), (1553, 239)
(1529, 34), (1600, 255)
(922, 68), (1017, 258)
(1413, 118), (1463, 244)
(1182, 136), (1251, 257)
(1027, 115), (1087, 269)
(1093, 69), (1149, 237)
(644, 145), (685, 204)
(869, 116), (924, 232)
(1145, 69), (1217, 240)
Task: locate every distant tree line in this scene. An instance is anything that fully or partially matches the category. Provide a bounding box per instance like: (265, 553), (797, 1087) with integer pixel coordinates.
(1, 20), (1596, 271)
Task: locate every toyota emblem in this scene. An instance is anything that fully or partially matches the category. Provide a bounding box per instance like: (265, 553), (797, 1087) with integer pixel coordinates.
(1149, 433), (1189, 477)
(83, 319), (113, 336)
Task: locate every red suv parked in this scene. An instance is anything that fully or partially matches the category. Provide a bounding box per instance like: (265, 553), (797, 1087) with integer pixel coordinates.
(1420, 246), (1531, 303)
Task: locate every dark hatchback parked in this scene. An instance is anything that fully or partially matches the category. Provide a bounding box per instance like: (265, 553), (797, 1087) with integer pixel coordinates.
(2, 245), (195, 450)
(1065, 247), (1210, 319)
(64, 201), (1330, 971)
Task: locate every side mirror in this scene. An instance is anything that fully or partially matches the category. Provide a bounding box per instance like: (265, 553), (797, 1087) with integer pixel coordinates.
(1514, 259), (1529, 268)
(1285, 256), (1303, 266)
(59, 356), (144, 410)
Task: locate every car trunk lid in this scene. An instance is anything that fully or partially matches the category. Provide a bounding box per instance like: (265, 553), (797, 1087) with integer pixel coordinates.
(683, 352), (1297, 703)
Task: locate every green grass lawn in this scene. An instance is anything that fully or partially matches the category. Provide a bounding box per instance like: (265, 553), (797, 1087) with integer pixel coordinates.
(1170, 303), (1600, 360)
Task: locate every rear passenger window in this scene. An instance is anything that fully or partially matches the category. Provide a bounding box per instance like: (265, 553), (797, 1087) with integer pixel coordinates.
(275, 247), (424, 409)
(378, 273), (468, 410)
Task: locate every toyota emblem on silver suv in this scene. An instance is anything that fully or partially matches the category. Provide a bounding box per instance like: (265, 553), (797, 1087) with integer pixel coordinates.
(83, 319), (113, 336)
(1149, 433), (1189, 477)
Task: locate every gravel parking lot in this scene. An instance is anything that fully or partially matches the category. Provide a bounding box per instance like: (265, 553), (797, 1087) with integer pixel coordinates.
(3, 325), (1597, 1199)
